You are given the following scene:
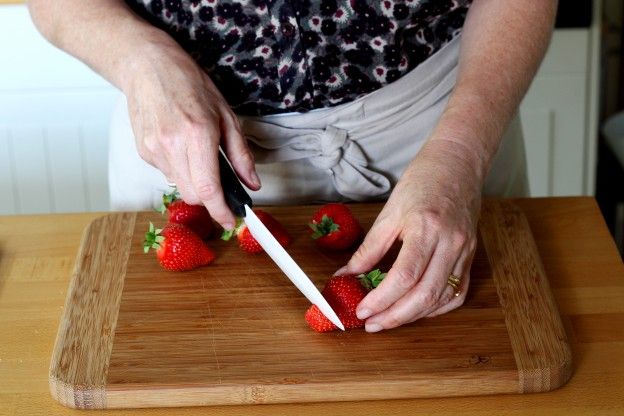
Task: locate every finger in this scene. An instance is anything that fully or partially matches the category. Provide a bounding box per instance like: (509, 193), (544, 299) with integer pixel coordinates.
(363, 238), (457, 332)
(426, 241), (475, 317)
(186, 131), (236, 229)
(426, 273), (470, 317)
(336, 213), (400, 276)
(355, 231), (436, 321)
(163, 137), (201, 205)
(220, 111), (261, 190)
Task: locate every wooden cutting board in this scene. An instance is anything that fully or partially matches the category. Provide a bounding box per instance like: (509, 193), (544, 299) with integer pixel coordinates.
(49, 200), (572, 409)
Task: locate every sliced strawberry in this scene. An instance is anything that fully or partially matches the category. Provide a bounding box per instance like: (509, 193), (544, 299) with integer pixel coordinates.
(143, 222), (215, 271)
(221, 209), (291, 254)
(305, 305), (337, 332)
(309, 203), (362, 250)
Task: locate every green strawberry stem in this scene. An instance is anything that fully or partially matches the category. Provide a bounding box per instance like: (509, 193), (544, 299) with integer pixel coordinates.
(358, 269), (387, 290)
(157, 187), (181, 214)
(221, 218), (243, 241)
(309, 214), (339, 239)
(143, 222), (165, 253)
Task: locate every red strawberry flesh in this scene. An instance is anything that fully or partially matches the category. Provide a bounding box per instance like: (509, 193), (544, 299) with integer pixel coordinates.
(222, 209), (291, 254)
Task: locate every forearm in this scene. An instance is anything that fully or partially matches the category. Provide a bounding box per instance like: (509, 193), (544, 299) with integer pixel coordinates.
(27, 0), (182, 92)
(423, 0), (557, 183)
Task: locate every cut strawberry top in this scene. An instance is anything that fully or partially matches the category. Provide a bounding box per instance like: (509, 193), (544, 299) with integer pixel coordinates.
(221, 209), (291, 254)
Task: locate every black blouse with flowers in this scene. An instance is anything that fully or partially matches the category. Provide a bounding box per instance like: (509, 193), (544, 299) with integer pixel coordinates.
(126, 0), (472, 115)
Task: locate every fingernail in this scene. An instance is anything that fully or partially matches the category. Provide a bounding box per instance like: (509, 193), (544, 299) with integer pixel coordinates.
(357, 308), (372, 320)
(365, 323), (383, 333)
(223, 223), (235, 231)
(250, 170), (261, 188)
(334, 266), (348, 276)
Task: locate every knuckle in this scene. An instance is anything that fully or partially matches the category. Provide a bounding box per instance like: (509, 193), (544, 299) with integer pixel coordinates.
(421, 209), (443, 231)
(393, 267), (416, 290)
(156, 131), (179, 154)
(139, 131), (160, 155)
(417, 289), (439, 310)
(195, 181), (219, 201)
(451, 230), (469, 249)
(185, 117), (212, 134)
(177, 188), (200, 205)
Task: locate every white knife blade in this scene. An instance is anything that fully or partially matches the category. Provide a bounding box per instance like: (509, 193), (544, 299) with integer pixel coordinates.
(243, 205), (345, 331)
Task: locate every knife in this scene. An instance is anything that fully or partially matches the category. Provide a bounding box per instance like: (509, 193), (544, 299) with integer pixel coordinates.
(218, 149), (345, 331)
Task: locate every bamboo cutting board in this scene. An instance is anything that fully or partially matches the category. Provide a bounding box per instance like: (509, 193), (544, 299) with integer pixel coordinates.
(49, 200), (572, 409)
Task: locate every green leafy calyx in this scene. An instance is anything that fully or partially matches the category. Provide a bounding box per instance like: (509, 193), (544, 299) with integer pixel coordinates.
(309, 214), (339, 239)
(157, 187), (181, 214)
(221, 218), (243, 241)
(143, 222), (165, 253)
(358, 269), (387, 290)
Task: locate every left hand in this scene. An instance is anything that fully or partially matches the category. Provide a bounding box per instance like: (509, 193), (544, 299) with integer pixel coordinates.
(337, 139), (483, 332)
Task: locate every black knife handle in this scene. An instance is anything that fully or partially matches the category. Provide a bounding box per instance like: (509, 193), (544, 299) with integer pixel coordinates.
(218, 150), (253, 217)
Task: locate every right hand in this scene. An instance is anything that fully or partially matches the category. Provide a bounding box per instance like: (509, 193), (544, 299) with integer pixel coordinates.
(124, 43), (260, 229)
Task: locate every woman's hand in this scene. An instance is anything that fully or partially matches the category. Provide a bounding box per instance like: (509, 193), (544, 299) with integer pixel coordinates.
(28, 0), (262, 229)
(337, 138), (483, 332)
(125, 42), (260, 229)
(335, 0), (558, 333)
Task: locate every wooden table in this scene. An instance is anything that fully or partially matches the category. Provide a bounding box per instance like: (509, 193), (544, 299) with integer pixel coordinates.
(1, 197), (622, 415)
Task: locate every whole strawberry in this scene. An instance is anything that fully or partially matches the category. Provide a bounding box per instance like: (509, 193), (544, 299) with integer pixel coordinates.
(309, 203), (362, 250)
(221, 209), (291, 254)
(159, 189), (215, 239)
(305, 269), (386, 332)
(143, 222), (215, 271)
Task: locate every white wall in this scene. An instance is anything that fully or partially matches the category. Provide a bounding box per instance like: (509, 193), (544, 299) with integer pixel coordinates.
(0, 4), (117, 214)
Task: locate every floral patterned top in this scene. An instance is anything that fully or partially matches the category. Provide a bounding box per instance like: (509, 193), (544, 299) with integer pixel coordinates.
(126, 0), (472, 115)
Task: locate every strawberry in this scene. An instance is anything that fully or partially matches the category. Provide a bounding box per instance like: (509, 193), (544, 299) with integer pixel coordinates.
(159, 189), (215, 239)
(305, 305), (338, 333)
(143, 222), (215, 271)
(221, 209), (291, 254)
(309, 203), (362, 250)
(305, 269), (386, 332)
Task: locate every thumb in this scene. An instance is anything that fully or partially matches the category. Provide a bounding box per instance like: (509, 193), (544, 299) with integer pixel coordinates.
(335, 217), (398, 276)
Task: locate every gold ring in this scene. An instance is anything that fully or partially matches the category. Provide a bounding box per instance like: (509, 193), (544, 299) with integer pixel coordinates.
(447, 274), (461, 297)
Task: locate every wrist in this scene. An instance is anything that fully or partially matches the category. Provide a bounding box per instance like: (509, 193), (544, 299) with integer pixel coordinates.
(427, 118), (502, 186)
(417, 136), (487, 190)
(116, 26), (188, 92)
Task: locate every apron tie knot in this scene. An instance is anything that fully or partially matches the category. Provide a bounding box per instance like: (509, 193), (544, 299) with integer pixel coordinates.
(243, 120), (391, 200)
